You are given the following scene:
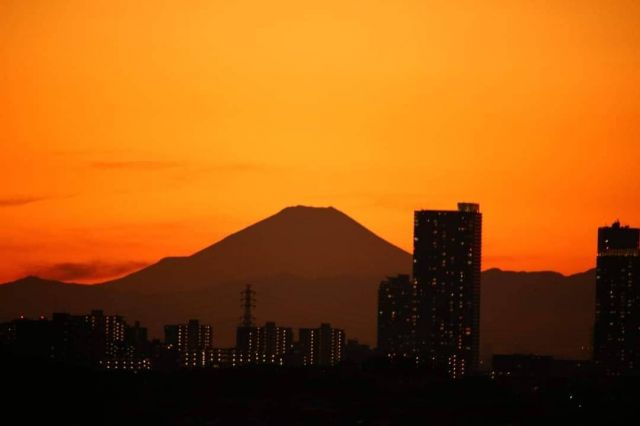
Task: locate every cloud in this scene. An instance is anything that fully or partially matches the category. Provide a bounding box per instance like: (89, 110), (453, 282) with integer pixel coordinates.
(0, 196), (48, 207)
(190, 162), (284, 177)
(0, 194), (77, 208)
(166, 162), (286, 186)
(29, 260), (149, 282)
(91, 161), (181, 170)
(205, 163), (276, 173)
(91, 159), (281, 175)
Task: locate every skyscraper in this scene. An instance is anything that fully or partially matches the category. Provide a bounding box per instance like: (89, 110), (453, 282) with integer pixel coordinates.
(594, 221), (640, 375)
(377, 274), (415, 358)
(413, 203), (482, 377)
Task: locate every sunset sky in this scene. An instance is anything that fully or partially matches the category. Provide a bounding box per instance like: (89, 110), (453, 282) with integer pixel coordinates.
(1, 0), (639, 283)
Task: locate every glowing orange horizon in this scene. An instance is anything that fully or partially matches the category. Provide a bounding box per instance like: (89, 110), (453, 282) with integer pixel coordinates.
(1, 1), (639, 284)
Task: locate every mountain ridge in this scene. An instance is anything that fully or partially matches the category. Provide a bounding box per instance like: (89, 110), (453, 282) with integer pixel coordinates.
(2, 267), (597, 289)
(98, 205), (411, 293)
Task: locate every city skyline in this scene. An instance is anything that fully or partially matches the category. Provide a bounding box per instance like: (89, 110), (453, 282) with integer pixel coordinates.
(0, 202), (627, 285)
(4, 213), (638, 377)
(0, 301), (349, 371)
(2, 1), (640, 283)
(0, 204), (616, 361)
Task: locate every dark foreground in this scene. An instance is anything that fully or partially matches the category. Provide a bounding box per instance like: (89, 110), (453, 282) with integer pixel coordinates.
(4, 358), (639, 425)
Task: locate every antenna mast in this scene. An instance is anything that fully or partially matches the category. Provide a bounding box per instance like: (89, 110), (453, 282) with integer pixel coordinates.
(240, 284), (256, 327)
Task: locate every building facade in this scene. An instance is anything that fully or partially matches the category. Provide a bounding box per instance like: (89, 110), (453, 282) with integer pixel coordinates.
(413, 202), (482, 377)
(164, 319), (213, 352)
(299, 323), (345, 366)
(594, 221), (640, 375)
(377, 274), (415, 359)
(0, 310), (149, 368)
(236, 321), (293, 365)
(84, 310), (126, 360)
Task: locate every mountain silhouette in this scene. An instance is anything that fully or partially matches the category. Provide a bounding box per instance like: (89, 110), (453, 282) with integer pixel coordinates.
(102, 206), (411, 293)
(481, 268), (595, 363)
(0, 206), (411, 349)
(0, 206), (596, 363)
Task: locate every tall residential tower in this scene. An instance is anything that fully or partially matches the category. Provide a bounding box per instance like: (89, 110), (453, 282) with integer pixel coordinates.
(377, 274), (415, 359)
(413, 203), (482, 377)
(298, 323), (345, 366)
(594, 221), (640, 375)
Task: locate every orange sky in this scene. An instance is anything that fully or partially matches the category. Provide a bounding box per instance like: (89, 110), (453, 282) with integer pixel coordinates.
(1, 0), (639, 283)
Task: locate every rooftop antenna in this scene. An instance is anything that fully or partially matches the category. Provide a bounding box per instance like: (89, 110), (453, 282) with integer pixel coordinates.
(240, 284), (256, 327)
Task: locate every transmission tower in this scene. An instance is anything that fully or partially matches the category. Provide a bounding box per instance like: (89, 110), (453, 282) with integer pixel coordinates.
(240, 284), (256, 327)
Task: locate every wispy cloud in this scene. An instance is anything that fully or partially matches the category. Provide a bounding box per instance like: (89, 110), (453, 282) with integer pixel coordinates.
(211, 163), (275, 172)
(197, 162), (285, 175)
(167, 162), (286, 185)
(91, 160), (181, 170)
(90, 159), (280, 174)
(0, 196), (48, 208)
(28, 260), (149, 282)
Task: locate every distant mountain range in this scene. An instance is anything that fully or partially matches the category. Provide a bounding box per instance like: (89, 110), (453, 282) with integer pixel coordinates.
(0, 206), (595, 363)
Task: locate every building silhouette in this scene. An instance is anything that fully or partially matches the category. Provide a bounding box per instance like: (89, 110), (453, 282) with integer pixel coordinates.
(299, 323), (345, 366)
(0, 310), (151, 370)
(164, 319), (213, 352)
(344, 339), (373, 364)
(49, 312), (94, 365)
(85, 310), (126, 361)
(413, 203), (482, 377)
(594, 221), (640, 375)
(234, 285), (294, 365)
(0, 316), (50, 360)
(124, 321), (150, 358)
(377, 274), (415, 359)
(236, 321), (293, 365)
(491, 354), (593, 380)
(164, 319), (214, 369)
